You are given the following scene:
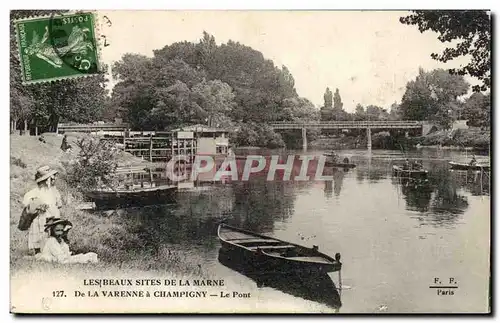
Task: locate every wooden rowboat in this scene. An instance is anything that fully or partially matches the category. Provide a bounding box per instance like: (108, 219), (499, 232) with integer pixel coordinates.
(217, 224), (341, 273)
(392, 165), (428, 179)
(325, 161), (356, 168)
(86, 184), (177, 209)
(449, 162), (490, 171)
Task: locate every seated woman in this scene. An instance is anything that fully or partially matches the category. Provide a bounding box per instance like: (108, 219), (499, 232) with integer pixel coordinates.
(36, 218), (98, 264)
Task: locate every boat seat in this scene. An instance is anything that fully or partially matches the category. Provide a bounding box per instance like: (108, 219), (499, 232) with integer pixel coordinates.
(229, 239), (279, 244)
(248, 245), (296, 250)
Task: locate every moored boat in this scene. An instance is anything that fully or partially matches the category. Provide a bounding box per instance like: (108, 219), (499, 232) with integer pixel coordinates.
(217, 224), (341, 273)
(392, 165), (428, 179)
(86, 184), (177, 209)
(449, 161), (490, 171)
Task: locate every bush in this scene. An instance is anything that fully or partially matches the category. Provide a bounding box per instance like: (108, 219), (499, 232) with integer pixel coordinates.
(234, 123), (285, 148)
(64, 137), (121, 191)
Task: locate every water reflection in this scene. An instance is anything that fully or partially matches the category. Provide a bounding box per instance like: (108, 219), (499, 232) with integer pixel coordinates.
(393, 166), (471, 227)
(218, 249), (342, 311)
(322, 167), (345, 199)
(450, 170), (491, 197)
(228, 180), (296, 233)
(355, 159), (388, 184)
(395, 177), (433, 213)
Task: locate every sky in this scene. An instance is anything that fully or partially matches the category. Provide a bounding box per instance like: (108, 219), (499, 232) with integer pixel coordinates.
(98, 10), (476, 112)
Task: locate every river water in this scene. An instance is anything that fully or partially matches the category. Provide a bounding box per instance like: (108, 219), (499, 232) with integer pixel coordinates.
(107, 149), (490, 313)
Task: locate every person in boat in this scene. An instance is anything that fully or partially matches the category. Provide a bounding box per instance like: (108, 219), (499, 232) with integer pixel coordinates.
(328, 151), (339, 162)
(343, 157), (349, 164)
(22, 166), (63, 255)
(413, 160), (423, 170)
(36, 217), (98, 264)
(403, 159), (411, 170)
(469, 155), (477, 166)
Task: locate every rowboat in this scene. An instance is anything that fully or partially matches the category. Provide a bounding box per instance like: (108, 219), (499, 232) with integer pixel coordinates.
(217, 224), (341, 273)
(449, 162), (490, 171)
(325, 161), (356, 168)
(392, 165), (428, 179)
(85, 184), (177, 209)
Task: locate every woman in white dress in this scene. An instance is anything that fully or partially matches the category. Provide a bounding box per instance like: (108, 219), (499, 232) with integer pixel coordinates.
(22, 165), (63, 255)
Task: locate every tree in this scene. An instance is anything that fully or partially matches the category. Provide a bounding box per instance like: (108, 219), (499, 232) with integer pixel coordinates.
(399, 68), (469, 129)
(323, 87), (333, 109)
(333, 88), (343, 111)
(192, 79), (236, 127)
(365, 105), (389, 121)
(388, 102), (402, 121)
(400, 10), (491, 92)
(463, 92), (490, 128)
(352, 104), (365, 121)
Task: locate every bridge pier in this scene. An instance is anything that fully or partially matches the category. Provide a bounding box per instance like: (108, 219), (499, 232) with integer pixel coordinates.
(302, 127), (307, 151)
(366, 127), (372, 150)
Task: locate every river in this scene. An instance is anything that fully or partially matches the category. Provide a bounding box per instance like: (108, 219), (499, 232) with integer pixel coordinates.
(105, 148), (490, 313)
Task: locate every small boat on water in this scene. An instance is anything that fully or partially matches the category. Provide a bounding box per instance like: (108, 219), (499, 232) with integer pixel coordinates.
(85, 165), (177, 209)
(217, 224), (341, 273)
(324, 161), (356, 169)
(392, 165), (428, 179)
(449, 162), (490, 172)
(86, 184), (177, 209)
(323, 152), (355, 168)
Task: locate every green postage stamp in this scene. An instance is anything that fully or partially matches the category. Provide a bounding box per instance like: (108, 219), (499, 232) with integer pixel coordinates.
(14, 12), (100, 84)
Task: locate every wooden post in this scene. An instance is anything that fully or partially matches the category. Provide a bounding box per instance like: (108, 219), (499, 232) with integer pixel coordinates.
(302, 127), (307, 151)
(149, 134), (153, 162)
(367, 127), (372, 150)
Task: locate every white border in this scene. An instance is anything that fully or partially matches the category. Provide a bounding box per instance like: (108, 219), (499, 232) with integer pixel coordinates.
(2, 1), (498, 323)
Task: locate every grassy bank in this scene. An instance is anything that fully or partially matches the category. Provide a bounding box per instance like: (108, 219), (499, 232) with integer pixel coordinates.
(416, 129), (490, 150)
(308, 128), (490, 151)
(10, 133), (208, 277)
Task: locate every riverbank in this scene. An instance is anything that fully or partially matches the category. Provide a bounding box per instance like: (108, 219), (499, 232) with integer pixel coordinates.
(10, 133), (208, 277)
(308, 128), (490, 151)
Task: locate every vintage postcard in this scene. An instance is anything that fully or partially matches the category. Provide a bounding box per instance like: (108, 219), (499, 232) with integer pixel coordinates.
(9, 10), (491, 314)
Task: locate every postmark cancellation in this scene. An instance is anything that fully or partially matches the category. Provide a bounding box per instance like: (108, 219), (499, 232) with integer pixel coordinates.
(14, 11), (101, 84)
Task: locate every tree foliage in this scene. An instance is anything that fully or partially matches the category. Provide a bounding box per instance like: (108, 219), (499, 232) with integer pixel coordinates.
(111, 32), (314, 147)
(399, 68), (469, 129)
(400, 10), (491, 92)
(333, 88), (343, 111)
(323, 87), (333, 108)
(64, 137), (120, 191)
(462, 92), (490, 128)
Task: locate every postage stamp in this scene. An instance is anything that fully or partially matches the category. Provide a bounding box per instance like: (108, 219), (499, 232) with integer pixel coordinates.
(14, 12), (100, 84)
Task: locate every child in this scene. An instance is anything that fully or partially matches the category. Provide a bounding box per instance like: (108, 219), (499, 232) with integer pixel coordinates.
(36, 218), (98, 264)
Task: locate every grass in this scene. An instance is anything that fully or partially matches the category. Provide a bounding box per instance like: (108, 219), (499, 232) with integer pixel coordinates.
(419, 129), (490, 149)
(10, 133), (209, 278)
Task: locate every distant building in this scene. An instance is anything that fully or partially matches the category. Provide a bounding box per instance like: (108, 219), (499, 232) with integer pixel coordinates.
(171, 124), (231, 156)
